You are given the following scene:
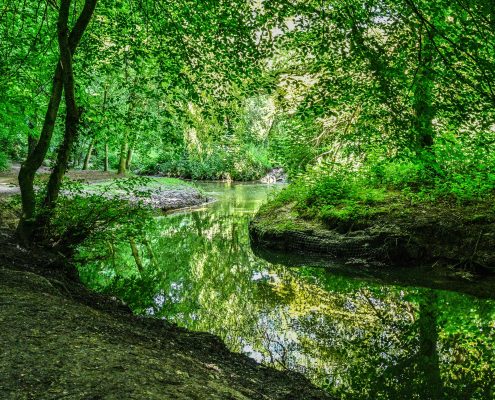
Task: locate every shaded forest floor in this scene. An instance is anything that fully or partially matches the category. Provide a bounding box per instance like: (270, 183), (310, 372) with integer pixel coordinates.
(0, 229), (330, 400)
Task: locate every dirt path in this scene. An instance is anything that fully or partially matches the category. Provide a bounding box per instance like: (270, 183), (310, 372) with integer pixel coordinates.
(0, 231), (331, 400)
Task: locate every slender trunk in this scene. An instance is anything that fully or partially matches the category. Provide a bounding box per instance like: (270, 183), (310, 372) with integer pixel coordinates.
(418, 291), (443, 399)
(118, 54), (133, 176)
(16, 0), (97, 244)
(98, 86), (109, 172)
(129, 237), (144, 274)
(143, 238), (156, 267)
(82, 137), (95, 170)
(104, 142), (109, 172)
(117, 133), (128, 175)
(73, 145), (84, 169)
(36, 0), (79, 234)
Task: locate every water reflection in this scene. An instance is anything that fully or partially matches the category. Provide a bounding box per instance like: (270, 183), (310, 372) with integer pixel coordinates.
(79, 182), (495, 399)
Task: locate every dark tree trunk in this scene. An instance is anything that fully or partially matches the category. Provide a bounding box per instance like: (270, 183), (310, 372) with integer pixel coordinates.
(413, 30), (435, 149)
(35, 0), (79, 234)
(16, 0), (97, 244)
(17, 64), (64, 243)
(418, 291), (443, 399)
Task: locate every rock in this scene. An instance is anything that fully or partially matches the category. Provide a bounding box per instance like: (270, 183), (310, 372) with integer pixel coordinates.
(260, 168), (287, 184)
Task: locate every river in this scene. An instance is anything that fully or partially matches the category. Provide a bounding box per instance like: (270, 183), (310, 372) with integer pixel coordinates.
(79, 182), (495, 399)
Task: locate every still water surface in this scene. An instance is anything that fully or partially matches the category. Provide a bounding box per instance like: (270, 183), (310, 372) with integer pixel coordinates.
(80, 182), (495, 399)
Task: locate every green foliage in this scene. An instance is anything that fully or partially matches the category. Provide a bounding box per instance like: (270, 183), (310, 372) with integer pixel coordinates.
(33, 176), (155, 253)
(366, 131), (495, 201)
(0, 151), (9, 171)
(143, 144), (272, 181)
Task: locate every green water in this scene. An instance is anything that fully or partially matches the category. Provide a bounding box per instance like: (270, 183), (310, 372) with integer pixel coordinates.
(80, 182), (495, 399)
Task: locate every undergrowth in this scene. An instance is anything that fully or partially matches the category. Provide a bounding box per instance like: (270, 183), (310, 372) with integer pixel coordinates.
(261, 142), (495, 225)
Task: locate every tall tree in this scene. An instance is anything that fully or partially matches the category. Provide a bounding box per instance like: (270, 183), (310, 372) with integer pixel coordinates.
(16, 0), (97, 243)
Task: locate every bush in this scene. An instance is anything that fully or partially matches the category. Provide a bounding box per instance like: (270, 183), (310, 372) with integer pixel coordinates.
(369, 158), (434, 190)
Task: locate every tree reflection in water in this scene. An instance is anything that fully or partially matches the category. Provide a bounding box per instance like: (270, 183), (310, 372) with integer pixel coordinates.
(78, 182), (495, 399)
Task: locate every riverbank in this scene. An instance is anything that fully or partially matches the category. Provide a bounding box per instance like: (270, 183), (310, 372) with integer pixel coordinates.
(0, 166), (209, 211)
(0, 228), (331, 399)
(249, 195), (495, 274)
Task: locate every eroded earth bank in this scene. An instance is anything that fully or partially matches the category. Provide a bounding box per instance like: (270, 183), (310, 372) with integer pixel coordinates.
(0, 229), (330, 400)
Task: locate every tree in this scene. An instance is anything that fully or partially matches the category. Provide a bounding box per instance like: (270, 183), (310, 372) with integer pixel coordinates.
(16, 0), (97, 243)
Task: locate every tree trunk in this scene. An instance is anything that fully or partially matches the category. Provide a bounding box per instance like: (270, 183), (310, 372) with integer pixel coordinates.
(129, 237), (144, 274)
(35, 0), (80, 236)
(104, 142), (109, 172)
(17, 64), (64, 243)
(143, 238), (156, 266)
(73, 142), (85, 169)
(418, 291), (443, 399)
(98, 86), (109, 172)
(117, 133), (128, 175)
(413, 30), (435, 149)
(82, 137), (95, 170)
(16, 0), (97, 244)
(125, 145), (133, 170)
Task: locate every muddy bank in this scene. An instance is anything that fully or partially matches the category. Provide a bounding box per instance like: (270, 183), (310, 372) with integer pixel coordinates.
(249, 200), (495, 274)
(114, 186), (210, 212)
(0, 230), (331, 400)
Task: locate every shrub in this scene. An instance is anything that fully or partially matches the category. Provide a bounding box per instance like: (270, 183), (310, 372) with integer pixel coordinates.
(0, 152), (10, 171)
(35, 176), (155, 254)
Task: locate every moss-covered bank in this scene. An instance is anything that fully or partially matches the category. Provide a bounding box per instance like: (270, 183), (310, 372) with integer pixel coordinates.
(0, 230), (330, 400)
(250, 196), (495, 274)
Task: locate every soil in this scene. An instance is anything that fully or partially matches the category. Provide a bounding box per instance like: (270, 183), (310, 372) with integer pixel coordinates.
(0, 229), (331, 400)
